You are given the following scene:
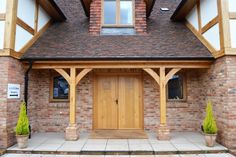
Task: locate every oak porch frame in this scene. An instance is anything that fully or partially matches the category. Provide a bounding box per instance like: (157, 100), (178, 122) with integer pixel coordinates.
(27, 60), (212, 140)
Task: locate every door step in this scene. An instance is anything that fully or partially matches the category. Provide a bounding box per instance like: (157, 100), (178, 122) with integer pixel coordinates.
(6, 149), (229, 156)
(89, 130), (148, 139)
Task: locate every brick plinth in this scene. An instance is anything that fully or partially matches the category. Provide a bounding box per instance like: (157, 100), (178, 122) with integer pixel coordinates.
(65, 124), (79, 141)
(157, 124), (170, 140)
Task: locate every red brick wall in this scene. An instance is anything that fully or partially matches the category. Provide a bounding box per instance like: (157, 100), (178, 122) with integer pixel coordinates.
(27, 70), (93, 133)
(199, 56), (236, 152)
(26, 69), (203, 134)
(144, 70), (203, 132)
(0, 57), (26, 148)
(89, 0), (147, 35)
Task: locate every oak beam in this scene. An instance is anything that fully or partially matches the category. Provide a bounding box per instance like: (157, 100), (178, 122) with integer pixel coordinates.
(201, 16), (219, 34)
(196, 0), (202, 33)
(219, 0), (231, 51)
(229, 12), (236, 19)
(69, 68), (77, 125)
(16, 17), (35, 35)
(4, 0), (18, 50)
(30, 60), (212, 70)
(165, 68), (181, 85)
(159, 67), (166, 125)
(143, 68), (160, 85)
(0, 14), (5, 20)
(76, 68), (92, 85)
(34, 0), (39, 33)
(54, 69), (70, 84)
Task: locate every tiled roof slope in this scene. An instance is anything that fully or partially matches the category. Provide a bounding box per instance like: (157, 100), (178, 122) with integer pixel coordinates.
(21, 0), (213, 60)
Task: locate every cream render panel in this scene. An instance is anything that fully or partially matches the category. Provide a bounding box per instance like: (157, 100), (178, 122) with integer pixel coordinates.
(17, 0), (36, 28)
(0, 21), (5, 49)
(203, 24), (220, 51)
(200, 0), (218, 27)
(186, 6), (199, 30)
(14, 1), (51, 52)
(230, 20), (236, 48)
(15, 25), (33, 51)
(228, 0), (236, 12)
(38, 6), (51, 31)
(0, 0), (6, 13)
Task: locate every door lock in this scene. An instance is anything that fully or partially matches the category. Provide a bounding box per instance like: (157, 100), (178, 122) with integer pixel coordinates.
(115, 99), (118, 104)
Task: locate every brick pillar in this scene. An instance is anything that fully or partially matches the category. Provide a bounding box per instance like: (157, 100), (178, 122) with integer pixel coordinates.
(157, 124), (170, 140)
(65, 124), (79, 141)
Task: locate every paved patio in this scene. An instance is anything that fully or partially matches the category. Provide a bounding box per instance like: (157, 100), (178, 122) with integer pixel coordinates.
(6, 132), (229, 156)
(2, 153), (236, 157)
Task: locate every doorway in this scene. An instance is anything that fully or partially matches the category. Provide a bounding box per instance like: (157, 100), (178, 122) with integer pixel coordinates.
(93, 73), (143, 130)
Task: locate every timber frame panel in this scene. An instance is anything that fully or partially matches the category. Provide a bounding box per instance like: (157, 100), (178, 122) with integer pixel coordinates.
(0, 0), (62, 59)
(184, 0), (236, 58)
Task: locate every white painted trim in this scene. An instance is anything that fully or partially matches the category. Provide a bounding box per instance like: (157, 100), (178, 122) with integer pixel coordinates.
(200, 0), (218, 27)
(0, 0), (6, 13)
(230, 20), (236, 48)
(15, 25), (33, 51)
(0, 21), (5, 49)
(186, 5), (199, 30)
(203, 23), (220, 51)
(38, 6), (51, 31)
(228, 0), (236, 12)
(17, 0), (36, 28)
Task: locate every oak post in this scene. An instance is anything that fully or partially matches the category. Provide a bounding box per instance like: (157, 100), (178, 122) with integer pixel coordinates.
(159, 67), (166, 125)
(4, 0), (18, 51)
(65, 67), (79, 141)
(70, 67), (76, 125)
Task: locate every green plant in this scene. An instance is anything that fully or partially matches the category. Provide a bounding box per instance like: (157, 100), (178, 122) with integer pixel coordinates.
(15, 102), (29, 135)
(203, 100), (218, 134)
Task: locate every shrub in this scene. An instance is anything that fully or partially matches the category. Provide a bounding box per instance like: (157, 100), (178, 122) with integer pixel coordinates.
(15, 102), (29, 135)
(203, 100), (218, 134)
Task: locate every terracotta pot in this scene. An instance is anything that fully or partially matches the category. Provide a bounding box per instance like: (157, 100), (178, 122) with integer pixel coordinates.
(204, 133), (217, 147)
(16, 134), (29, 149)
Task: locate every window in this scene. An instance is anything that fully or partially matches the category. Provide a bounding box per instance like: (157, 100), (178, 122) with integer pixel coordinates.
(103, 0), (134, 26)
(50, 75), (69, 102)
(167, 74), (186, 101)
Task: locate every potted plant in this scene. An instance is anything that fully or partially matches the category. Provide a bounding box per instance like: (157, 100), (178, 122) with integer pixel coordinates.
(15, 101), (30, 149)
(202, 100), (218, 147)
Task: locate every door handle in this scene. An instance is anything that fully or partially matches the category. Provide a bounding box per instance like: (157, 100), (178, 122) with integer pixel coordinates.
(115, 99), (118, 105)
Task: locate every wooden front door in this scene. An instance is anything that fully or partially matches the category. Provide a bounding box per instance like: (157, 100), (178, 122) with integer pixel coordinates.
(94, 74), (143, 130)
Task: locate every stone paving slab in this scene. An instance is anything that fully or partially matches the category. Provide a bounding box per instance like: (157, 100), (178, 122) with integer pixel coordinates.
(6, 132), (230, 156)
(2, 153), (236, 157)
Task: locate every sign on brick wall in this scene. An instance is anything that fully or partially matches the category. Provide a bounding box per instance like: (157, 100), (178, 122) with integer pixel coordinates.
(7, 84), (20, 99)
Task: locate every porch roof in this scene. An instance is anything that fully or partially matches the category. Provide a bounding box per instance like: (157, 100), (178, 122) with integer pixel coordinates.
(21, 0), (213, 61)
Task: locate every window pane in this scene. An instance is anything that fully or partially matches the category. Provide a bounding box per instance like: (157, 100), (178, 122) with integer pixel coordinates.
(120, 0), (133, 25)
(168, 75), (184, 100)
(104, 0), (116, 24)
(53, 76), (69, 99)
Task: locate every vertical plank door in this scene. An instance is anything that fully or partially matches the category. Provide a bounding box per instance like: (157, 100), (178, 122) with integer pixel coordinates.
(94, 75), (118, 129)
(118, 75), (143, 129)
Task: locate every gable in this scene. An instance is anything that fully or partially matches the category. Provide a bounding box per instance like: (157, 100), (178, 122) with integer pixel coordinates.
(0, 0), (66, 59)
(172, 0), (236, 58)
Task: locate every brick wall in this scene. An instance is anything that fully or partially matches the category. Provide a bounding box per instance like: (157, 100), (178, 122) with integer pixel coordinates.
(89, 0), (147, 35)
(144, 70), (203, 132)
(0, 57), (26, 148)
(26, 69), (203, 134)
(199, 56), (236, 153)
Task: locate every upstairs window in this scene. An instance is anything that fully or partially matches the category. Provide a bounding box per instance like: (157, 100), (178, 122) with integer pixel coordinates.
(103, 0), (134, 26)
